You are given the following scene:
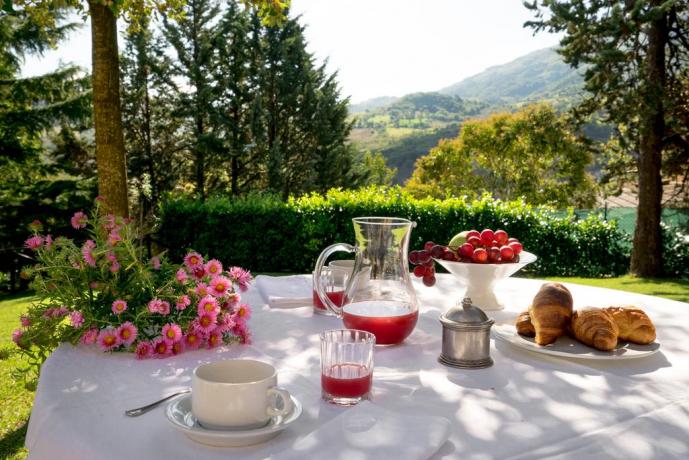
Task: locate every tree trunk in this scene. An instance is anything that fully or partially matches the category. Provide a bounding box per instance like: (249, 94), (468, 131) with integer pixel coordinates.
(89, 1), (129, 217)
(630, 5), (666, 277)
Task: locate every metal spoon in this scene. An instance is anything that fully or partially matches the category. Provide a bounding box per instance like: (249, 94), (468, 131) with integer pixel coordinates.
(124, 389), (191, 417)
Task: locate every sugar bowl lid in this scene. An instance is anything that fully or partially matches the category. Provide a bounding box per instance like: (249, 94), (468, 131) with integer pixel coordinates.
(440, 297), (492, 328)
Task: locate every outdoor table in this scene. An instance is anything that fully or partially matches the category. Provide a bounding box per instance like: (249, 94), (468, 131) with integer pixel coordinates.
(25, 275), (689, 459)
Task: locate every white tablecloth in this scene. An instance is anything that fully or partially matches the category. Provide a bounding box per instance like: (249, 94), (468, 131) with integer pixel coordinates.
(25, 275), (689, 459)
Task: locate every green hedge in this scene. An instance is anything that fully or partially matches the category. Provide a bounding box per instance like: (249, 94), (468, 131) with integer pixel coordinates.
(157, 187), (634, 277)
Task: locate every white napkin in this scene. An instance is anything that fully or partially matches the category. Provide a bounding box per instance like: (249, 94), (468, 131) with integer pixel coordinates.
(280, 402), (451, 460)
(255, 275), (313, 308)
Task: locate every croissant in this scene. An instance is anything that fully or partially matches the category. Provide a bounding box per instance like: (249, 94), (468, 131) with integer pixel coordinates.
(571, 308), (619, 351)
(529, 283), (574, 345)
(603, 306), (656, 344)
(515, 311), (535, 337)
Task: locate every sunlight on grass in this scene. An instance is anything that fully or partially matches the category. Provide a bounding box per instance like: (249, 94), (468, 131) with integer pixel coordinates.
(0, 293), (37, 460)
(539, 276), (689, 303)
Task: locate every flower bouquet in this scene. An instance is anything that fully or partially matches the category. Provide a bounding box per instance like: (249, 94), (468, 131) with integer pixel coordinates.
(13, 204), (253, 370)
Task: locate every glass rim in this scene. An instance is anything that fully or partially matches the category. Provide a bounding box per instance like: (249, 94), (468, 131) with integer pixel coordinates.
(352, 216), (412, 226)
(319, 329), (376, 344)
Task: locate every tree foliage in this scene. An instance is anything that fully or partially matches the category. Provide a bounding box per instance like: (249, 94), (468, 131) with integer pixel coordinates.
(405, 104), (597, 208)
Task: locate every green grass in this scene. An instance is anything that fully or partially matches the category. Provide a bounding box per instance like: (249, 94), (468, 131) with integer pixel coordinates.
(0, 293), (36, 460)
(538, 275), (689, 303)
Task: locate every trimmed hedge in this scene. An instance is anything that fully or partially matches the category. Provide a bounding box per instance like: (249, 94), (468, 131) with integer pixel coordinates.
(157, 187), (633, 277)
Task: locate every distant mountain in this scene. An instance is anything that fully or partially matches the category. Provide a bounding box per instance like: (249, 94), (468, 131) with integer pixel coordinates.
(349, 96), (399, 113)
(440, 47), (584, 103)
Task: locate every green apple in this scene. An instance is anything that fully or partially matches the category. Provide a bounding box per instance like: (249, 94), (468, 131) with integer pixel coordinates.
(448, 230), (470, 249)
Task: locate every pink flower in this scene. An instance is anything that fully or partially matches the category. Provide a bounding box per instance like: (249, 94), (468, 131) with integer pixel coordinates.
(150, 256), (161, 270)
(103, 214), (117, 231)
(184, 252), (204, 270)
(97, 327), (120, 351)
(192, 267), (206, 280)
(82, 240), (96, 266)
(135, 341), (153, 359)
(235, 303), (252, 321)
(12, 329), (24, 347)
(176, 269), (188, 283)
(107, 230), (121, 246)
(89, 281), (99, 290)
(195, 283), (209, 297)
(209, 276), (231, 298)
(71, 211), (88, 229)
(44, 234), (53, 249)
(228, 267), (252, 292)
(207, 330), (223, 348)
(184, 332), (202, 350)
(81, 328), (98, 345)
(197, 312), (217, 332)
(162, 323), (183, 344)
(110, 261), (121, 273)
(197, 295), (219, 316)
(117, 322), (138, 346)
(234, 322), (252, 345)
(69, 311), (84, 328)
(53, 306), (68, 318)
(112, 299), (128, 314)
(205, 259), (223, 277)
(176, 295), (191, 310)
(147, 299), (170, 315)
(20, 315), (31, 328)
(171, 341), (185, 355)
(152, 337), (171, 358)
(225, 292), (240, 309)
(24, 235), (44, 250)
(217, 313), (235, 333)
(147, 299), (161, 313)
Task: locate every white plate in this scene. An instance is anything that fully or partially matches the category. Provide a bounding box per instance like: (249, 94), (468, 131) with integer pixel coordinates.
(492, 323), (660, 360)
(166, 393), (302, 447)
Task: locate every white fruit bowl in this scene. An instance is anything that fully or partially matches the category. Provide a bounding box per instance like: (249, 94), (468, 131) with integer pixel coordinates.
(434, 251), (537, 311)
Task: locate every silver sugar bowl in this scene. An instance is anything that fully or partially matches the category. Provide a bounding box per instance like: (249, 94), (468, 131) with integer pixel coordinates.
(439, 297), (494, 369)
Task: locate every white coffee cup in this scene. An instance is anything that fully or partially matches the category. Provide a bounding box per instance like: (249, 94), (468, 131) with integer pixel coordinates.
(192, 359), (292, 430)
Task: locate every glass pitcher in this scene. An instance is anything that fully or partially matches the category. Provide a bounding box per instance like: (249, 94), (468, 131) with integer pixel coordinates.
(314, 217), (419, 345)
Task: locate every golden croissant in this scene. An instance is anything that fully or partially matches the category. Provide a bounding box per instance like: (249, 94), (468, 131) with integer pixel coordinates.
(571, 308), (619, 351)
(515, 311), (535, 337)
(529, 283), (573, 345)
(604, 306), (656, 344)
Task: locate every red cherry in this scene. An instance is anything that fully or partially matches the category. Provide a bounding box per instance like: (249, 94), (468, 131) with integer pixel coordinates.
(495, 230), (508, 246)
(409, 250), (420, 265)
(500, 245), (515, 261)
(430, 244), (445, 259)
(422, 273), (436, 287)
(418, 250), (432, 264)
(480, 229), (495, 246)
(472, 248), (488, 263)
(488, 247), (501, 263)
(413, 265), (426, 277)
(507, 237), (519, 244)
(443, 250), (458, 261)
(424, 241), (435, 251)
(467, 236), (482, 248)
(508, 241), (523, 255)
(466, 230), (480, 240)
(459, 243), (474, 259)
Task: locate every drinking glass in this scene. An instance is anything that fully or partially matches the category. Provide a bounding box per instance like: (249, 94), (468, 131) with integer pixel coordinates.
(312, 267), (349, 316)
(320, 329), (375, 405)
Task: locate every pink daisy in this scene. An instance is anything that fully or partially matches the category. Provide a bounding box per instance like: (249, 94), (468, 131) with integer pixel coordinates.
(184, 252), (204, 270)
(176, 295), (191, 310)
(44, 234), (53, 249)
(197, 312), (217, 332)
(20, 315), (31, 328)
(81, 328), (98, 345)
(110, 261), (121, 273)
(53, 306), (69, 318)
(135, 341), (153, 360)
(192, 267), (206, 280)
(233, 322), (252, 345)
(225, 292), (240, 309)
(69, 311), (84, 328)
(184, 332), (202, 350)
(195, 283), (209, 297)
(107, 230), (122, 246)
(171, 341), (185, 356)
(205, 259), (223, 277)
(24, 235), (43, 250)
(207, 330), (223, 349)
(162, 323), (183, 344)
(228, 267), (252, 292)
(103, 214), (117, 231)
(209, 276), (231, 298)
(147, 299), (161, 313)
(176, 269), (188, 283)
(81, 240), (96, 266)
(112, 299), (128, 314)
(71, 211), (88, 229)
(97, 327), (120, 351)
(12, 329), (24, 346)
(152, 337), (171, 358)
(197, 295), (219, 316)
(217, 313), (235, 333)
(158, 300), (171, 315)
(150, 256), (161, 270)
(117, 322), (138, 346)
(235, 303), (252, 321)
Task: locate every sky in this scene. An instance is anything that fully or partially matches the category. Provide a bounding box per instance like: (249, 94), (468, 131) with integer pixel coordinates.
(21, 0), (562, 104)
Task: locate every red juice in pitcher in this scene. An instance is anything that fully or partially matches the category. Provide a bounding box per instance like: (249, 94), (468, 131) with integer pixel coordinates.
(342, 301), (418, 345)
(312, 290), (347, 311)
(321, 363), (372, 398)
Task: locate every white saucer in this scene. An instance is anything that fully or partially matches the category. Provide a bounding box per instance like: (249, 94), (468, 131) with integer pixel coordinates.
(166, 393), (302, 447)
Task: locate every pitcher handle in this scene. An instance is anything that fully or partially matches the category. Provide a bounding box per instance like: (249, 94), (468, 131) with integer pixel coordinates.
(314, 243), (356, 317)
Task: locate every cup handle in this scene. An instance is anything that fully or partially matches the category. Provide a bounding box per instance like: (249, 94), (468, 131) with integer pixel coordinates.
(266, 387), (293, 420)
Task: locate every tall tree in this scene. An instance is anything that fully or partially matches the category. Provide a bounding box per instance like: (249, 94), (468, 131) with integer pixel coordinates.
(525, 1), (689, 276)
